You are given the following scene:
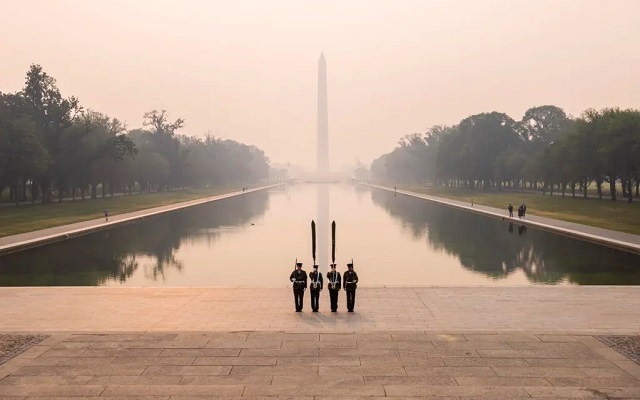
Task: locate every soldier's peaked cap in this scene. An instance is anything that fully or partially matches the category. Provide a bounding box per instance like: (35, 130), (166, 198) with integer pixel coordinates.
(347, 263), (354, 267)
(296, 262), (303, 267)
(313, 265), (318, 269)
(330, 263), (336, 267)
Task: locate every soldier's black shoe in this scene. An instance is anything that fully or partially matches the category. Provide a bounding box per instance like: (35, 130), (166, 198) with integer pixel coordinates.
(312, 310), (317, 312)
(348, 310), (353, 312)
(331, 310), (336, 312)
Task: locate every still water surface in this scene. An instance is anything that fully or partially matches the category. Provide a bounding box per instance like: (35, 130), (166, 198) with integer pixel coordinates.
(1, 184), (639, 286)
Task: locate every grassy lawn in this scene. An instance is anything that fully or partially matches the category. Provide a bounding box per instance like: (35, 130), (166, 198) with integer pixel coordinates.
(403, 185), (640, 236)
(0, 186), (246, 237)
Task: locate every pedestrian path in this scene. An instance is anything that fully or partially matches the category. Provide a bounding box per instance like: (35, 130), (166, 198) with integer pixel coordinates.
(0, 183), (284, 255)
(365, 184), (640, 254)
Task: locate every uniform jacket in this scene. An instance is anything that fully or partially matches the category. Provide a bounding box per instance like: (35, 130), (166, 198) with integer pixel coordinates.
(326, 270), (341, 290)
(290, 269), (308, 289)
(343, 270), (358, 290)
(309, 270), (323, 290)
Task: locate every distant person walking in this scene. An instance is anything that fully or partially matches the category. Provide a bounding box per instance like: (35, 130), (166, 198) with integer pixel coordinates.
(522, 203), (527, 217)
(104, 209), (109, 222)
(507, 203), (513, 218)
(517, 204), (524, 219)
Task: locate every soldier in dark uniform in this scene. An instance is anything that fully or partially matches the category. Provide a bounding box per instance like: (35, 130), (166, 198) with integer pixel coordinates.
(309, 264), (323, 312)
(343, 262), (359, 312)
(326, 263), (341, 312)
(289, 262), (307, 312)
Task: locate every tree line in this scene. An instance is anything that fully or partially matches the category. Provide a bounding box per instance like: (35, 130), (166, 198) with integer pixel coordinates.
(0, 65), (270, 204)
(370, 105), (640, 202)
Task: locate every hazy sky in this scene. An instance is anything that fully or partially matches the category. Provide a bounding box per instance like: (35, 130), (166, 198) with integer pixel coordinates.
(1, 0), (639, 168)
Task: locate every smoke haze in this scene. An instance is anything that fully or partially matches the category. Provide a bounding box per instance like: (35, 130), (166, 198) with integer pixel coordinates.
(1, 0), (639, 168)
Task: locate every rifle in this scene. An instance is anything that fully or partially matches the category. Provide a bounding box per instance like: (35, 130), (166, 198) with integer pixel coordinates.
(311, 220), (316, 265)
(331, 221), (338, 289)
(311, 220), (319, 289)
(346, 258), (356, 290)
(332, 221), (336, 266)
(291, 257), (297, 283)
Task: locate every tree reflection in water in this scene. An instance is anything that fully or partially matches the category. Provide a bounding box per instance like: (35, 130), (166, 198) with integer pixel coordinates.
(370, 189), (640, 285)
(0, 191), (269, 286)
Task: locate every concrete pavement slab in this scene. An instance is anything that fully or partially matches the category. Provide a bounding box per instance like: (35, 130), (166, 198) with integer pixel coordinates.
(0, 331), (638, 398)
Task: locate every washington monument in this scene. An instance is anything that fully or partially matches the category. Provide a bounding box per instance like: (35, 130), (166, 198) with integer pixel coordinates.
(317, 53), (329, 174)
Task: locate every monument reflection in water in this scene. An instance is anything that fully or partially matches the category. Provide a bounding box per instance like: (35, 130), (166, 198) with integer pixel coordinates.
(315, 184), (330, 278)
(1, 184), (639, 286)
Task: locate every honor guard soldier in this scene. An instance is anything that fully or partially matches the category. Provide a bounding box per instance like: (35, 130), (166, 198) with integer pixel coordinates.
(343, 262), (359, 312)
(309, 265), (323, 312)
(289, 262), (308, 312)
(326, 263), (341, 312)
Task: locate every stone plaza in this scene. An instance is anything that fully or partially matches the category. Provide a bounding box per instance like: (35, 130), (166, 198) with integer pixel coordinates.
(1, 286), (640, 398)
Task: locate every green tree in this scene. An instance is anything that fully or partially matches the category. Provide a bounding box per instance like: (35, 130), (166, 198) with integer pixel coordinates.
(454, 112), (522, 189)
(0, 93), (49, 204)
(143, 109), (185, 190)
(597, 108), (640, 202)
(21, 64), (81, 203)
(521, 105), (571, 145)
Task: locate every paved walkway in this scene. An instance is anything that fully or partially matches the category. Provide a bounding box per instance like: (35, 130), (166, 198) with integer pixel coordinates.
(365, 184), (640, 254)
(0, 183), (283, 255)
(1, 330), (639, 398)
(1, 287), (639, 334)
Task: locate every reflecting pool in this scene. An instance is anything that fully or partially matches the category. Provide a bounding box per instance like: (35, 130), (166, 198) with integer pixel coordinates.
(1, 184), (639, 286)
